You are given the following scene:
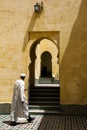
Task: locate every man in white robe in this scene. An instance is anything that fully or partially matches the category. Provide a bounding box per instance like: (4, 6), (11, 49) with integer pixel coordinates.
(10, 73), (34, 126)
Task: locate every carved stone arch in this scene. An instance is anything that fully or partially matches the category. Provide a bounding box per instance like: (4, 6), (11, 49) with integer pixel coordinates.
(29, 31), (59, 85)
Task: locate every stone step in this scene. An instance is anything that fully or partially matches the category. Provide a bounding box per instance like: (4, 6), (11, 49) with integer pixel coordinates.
(29, 109), (61, 115)
(35, 84), (60, 87)
(29, 105), (60, 110)
(30, 88), (60, 93)
(29, 101), (60, 105)
(29, 85), (60, 115)
(30, 97), (60, 101)
(39, 78), (60, 84)
(30, 92), (60, 97)
(30, 86), (60, 88)
(30, 87), (60, 91)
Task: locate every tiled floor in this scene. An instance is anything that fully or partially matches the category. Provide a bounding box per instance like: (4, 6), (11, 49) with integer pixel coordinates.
(0, 115), (87, 130)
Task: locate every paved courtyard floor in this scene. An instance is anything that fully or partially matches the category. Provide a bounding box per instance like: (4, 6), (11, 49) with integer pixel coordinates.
(0, 114), (87, 130)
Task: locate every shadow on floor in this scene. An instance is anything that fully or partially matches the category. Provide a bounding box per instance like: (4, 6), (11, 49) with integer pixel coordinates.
(3, 120), (28, 126)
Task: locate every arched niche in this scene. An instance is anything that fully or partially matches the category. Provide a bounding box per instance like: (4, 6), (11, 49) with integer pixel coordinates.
(40, 51), (52, 77)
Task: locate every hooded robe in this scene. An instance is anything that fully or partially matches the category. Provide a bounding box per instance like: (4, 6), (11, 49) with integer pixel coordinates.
(11, 79), (29, 122)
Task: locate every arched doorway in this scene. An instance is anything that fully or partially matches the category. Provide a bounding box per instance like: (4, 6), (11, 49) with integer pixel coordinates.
(41, 51), (52, 78)
(29, 37), (60, 114)
(29, 38), (59, 85)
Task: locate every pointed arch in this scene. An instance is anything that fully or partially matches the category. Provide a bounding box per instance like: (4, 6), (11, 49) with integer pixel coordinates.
(29, 36), (59, 85)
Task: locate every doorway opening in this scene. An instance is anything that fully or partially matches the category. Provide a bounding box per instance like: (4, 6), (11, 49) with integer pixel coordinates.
(41, 51), (52, 78)
(29, 38), (59, 85)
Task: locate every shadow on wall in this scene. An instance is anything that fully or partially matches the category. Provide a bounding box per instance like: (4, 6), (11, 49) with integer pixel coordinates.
(22, 12), (42, 52)
(22, 12), (36, 52)
(28, 42), (37, 86)
(61, 0), (87, 103)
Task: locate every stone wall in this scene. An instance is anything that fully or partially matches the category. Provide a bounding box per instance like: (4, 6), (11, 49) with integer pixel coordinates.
(0, 0), (87, 106)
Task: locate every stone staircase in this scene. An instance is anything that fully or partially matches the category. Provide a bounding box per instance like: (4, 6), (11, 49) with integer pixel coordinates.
(29, 84), (61, 115)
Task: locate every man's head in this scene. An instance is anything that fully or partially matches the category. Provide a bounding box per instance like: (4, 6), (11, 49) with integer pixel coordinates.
(20, 73), (26, 80)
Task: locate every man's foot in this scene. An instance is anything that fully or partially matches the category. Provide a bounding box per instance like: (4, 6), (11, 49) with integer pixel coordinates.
(11, 121), (16, 126)
(27, 116), (35, 123)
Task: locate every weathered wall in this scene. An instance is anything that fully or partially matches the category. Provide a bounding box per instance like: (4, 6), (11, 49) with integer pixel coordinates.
(60, 0), (87, 104)
(0, 0), (87, 105)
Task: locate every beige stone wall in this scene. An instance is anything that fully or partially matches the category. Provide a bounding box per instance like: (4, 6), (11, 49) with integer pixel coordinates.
(0, 0), (87, 104)
(60, 0), (87, 104)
